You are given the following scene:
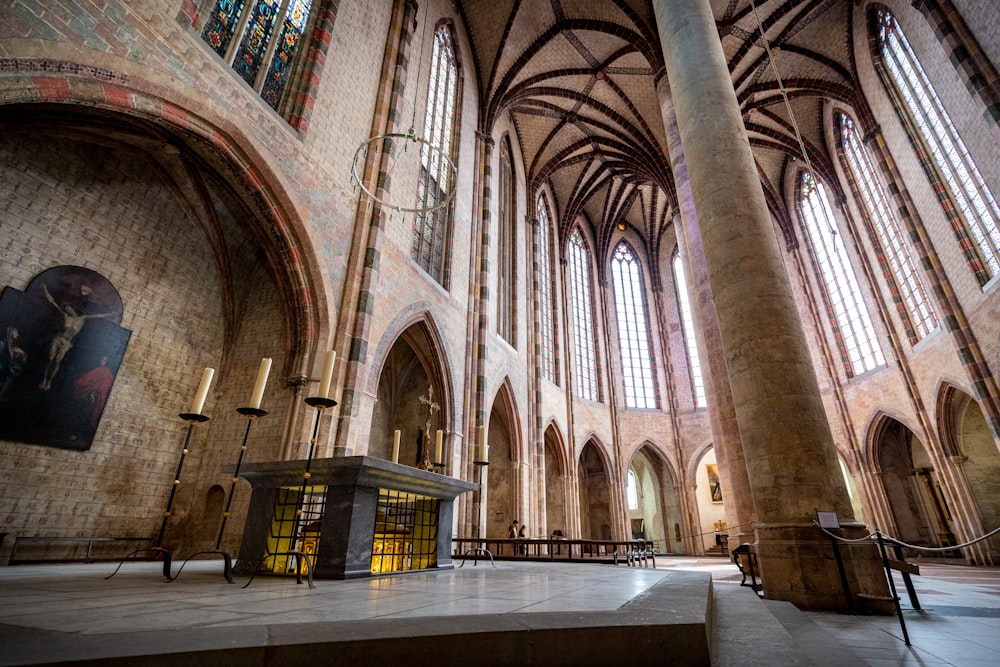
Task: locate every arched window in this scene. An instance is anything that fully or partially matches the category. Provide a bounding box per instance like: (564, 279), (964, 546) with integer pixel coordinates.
(672, 252), (706, 408)
(875, 9), (1000, 284)
(626, 470), (639, 510)
(498, 140), (516, 345)
(411, 24), (459, 285)
(839, 113), (937, 344)
(200, 0), (318, 115)
(799, 172), (885, 376)
(611, 242), (657, 409)
(568, 229), (599, 402)
(536, 195), (558, 383)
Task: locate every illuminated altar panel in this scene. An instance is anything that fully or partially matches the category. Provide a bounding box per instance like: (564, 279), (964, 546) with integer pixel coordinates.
(371, 489), (439, 573)
(261, 485), (326, 574)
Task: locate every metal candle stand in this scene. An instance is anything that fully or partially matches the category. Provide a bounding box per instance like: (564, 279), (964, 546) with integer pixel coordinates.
(461, 458), (494, 567)
(158, 412), (210, 548)
(216, 406), (267, 549)
(107, 412), (210, 582)
(281, 395), (337, 585)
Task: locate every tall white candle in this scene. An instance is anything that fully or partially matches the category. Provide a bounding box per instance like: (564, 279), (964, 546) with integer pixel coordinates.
(435, 429), (443, 464)
(477, 425), (487, 462)
(248, 357), (272, 409)
(317, 350), (336, 399)
(392, 430), (401, 464)
(189, 367), (215, 415)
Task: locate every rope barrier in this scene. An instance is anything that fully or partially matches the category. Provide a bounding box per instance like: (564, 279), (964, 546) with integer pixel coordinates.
(681, 520), (757, 541)
(813, 520), (1000, 551)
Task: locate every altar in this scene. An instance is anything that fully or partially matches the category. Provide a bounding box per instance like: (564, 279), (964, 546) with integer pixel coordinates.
(233, 456), (476, 579)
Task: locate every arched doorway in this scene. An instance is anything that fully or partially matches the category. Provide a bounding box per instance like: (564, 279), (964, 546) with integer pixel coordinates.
(485, 383), (520, 541)
(942, 387), (1000, 560)
(578, 440), (612, 540)
(543, 424), (568, 537)
(626, 445), (681, 554)
(693, 447), (726, 553)
(875, 417), (956, 551)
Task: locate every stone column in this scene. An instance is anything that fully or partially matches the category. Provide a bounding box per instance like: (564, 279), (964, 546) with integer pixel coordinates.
(657, 76), (756, 547)
(652, 0), (888, 609)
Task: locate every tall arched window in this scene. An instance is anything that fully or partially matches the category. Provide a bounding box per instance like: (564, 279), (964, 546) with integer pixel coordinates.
(536, 195), (557, 383)
(411, 24), (459, 285)
(498, 140), (516, 345)
(799, 172), (885, 376)
(568, 229), (599, 402)
(672, 252), (706, 408)
(626, 470), (639, 510)
(875, 9), (1000, 284)
(201, 0), (317, 114)
(839, 113), (937, 344)
(611, 242), (657, 409)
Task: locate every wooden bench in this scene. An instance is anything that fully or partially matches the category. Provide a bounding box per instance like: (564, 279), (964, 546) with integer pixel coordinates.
(8, 536), (153, 565)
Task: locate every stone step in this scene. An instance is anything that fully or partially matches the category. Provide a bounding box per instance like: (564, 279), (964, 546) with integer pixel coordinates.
(709, 584), (866, 666)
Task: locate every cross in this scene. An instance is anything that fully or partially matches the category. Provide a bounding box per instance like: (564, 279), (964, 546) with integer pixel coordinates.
(419, 385), (440, 436)
(417, 386), (441, 470)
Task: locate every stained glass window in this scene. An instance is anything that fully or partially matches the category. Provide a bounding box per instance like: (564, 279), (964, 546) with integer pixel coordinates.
(612, 242), (656, 409)
(498, 142), (515, 345)
(876, 9), (1000, 284)
(200, 0), (314, 112)
(568, 229), (599, 402)
(673, 252), (706, 408)
(800, 172), (885, 376)
(840, 113), (937, 344)
(536, 195), (557, 383)
(412, 25), (459, 285)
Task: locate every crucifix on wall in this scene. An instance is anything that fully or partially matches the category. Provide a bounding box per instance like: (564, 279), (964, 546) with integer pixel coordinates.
(417, 385), (440, 470)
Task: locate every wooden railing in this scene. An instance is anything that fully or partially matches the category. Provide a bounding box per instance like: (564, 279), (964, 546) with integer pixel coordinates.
(453, 537), (655, 567)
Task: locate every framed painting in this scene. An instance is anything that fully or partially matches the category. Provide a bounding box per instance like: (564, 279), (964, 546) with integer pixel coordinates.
(706, 463), (723, 503)
(0, 266), (130, 451)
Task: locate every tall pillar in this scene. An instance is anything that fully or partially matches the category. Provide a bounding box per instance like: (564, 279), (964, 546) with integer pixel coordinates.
(656, 76), (756, 547)
(652, 0), (888, 609)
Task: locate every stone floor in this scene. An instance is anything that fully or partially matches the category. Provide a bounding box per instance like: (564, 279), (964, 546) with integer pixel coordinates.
(0, 555), (997, 665)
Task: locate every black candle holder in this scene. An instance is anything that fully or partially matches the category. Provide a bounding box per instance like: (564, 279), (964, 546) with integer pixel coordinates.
(216, 407), (268, 549)
(290, 396), (337, 575)
(156, 412), (210, 549)
(297, 396), (337, 513)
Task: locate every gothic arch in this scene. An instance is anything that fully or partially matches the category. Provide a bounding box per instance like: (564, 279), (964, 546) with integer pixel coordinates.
(625, 442), (681, 553)
(366, 307), (457, 427)
(485, 378), (522, 539)
(367, 312), (455, 465)
(0, 74), (327, 379)
(578, 438), (614, 541)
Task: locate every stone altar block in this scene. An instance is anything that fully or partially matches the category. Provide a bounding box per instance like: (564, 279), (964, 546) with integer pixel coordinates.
(233, 456), (476, 579)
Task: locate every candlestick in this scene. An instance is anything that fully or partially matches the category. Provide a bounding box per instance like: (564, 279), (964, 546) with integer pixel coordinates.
(217, 406), (268, 549)
(248, 357), (272, 410)
(392, 429), (400, 464)
(317, 350), (335, 399)
(157, 412), (210, 549)
(476, 425), (488, 463)
(189, 367), (215, 415)
(435, 429), (443, 464)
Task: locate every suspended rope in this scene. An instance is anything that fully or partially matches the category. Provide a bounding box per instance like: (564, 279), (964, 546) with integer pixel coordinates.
(814, 520), (1000, 551)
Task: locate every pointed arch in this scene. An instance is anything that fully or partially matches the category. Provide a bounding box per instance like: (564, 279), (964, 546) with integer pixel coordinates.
(367, 309), (457, 466)
(0, 76), (327, 380)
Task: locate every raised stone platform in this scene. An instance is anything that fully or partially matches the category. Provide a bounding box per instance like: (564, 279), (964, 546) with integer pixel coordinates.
(0, 560), (865, 666)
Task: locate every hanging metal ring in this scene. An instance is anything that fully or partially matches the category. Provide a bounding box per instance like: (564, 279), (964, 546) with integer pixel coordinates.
(350, 132), (458, 214)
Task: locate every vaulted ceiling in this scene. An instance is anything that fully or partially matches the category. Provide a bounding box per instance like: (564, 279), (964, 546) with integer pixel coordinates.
(456, 0), (860, 277)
